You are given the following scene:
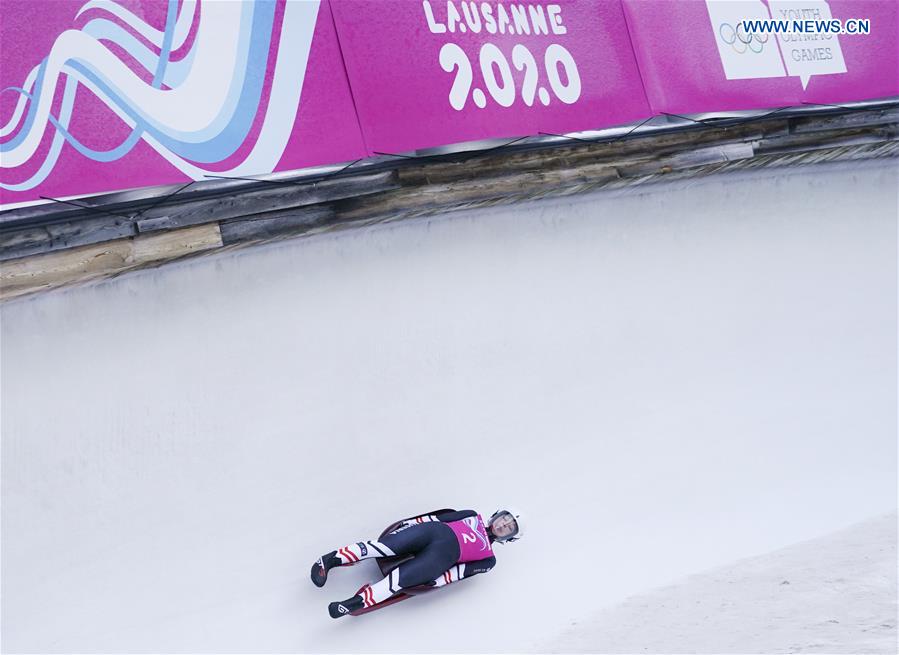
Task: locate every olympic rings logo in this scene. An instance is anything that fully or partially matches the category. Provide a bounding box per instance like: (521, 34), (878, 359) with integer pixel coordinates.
(718, 22), (769, 53)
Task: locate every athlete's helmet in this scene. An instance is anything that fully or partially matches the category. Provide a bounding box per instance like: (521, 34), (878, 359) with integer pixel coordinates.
(488, 508), (523, 543)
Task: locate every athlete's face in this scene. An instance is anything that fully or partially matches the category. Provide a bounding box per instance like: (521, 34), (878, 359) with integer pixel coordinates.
(491, 513), (517, 539)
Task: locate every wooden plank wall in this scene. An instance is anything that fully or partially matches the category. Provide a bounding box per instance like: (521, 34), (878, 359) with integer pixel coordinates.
(2, 106), (897, 301)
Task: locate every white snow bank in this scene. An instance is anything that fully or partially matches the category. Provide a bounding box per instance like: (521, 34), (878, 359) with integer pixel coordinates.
(543, 512), (898, 654)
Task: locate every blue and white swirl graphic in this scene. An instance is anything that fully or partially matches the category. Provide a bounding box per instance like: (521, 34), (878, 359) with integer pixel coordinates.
(1, 0), (320, 192)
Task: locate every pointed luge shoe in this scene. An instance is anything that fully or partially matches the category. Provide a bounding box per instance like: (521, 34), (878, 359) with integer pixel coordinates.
(328, 594), (364, 618)
(311, 551), (340, 588)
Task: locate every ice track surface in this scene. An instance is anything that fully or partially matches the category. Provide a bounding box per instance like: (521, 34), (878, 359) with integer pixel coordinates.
(2, 160), (896, 653)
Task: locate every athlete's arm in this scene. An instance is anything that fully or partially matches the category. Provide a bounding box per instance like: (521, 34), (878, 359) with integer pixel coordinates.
(434, 509), (477, 522)
(430, 555), (497, 587)
(398, 513), (440, 527)
(399, 509), (474, 527)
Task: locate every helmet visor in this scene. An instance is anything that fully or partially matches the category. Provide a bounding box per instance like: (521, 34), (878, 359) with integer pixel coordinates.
(490, 511), (519, 541)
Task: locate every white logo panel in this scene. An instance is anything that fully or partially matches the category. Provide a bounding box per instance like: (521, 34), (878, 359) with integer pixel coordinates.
(707, 0), (786, 79)
(706, 0), (847, 88)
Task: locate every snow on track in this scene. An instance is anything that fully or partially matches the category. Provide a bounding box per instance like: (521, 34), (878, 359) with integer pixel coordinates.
(1, 160), (896, 653)
(543, 512), (897, 653)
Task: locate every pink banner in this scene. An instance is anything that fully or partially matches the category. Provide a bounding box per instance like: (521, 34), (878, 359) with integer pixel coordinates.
(330, 0), (651, 154)
(2, 1), (895, 209)
(0, 0), (366, 206)
(800, 0), (899, 105)
(623, 0), (899, 115)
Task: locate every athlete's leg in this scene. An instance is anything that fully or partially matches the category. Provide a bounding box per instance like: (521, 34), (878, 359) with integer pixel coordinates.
(333, 539), (397, 565)
(328, 527), (458, 617)
(311, 539), (395, 587)
(312, 523), (436, 587)
(393, 535), (458, 588)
